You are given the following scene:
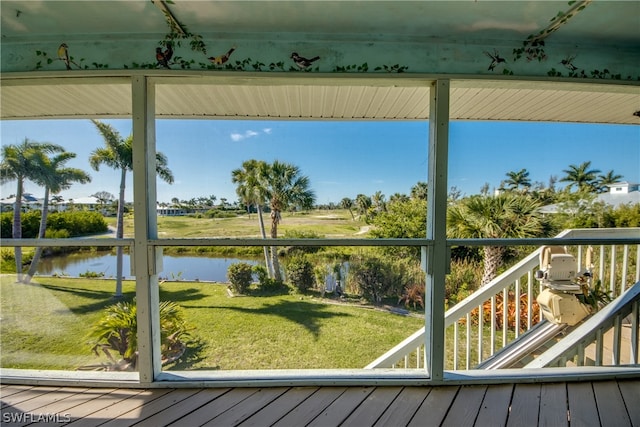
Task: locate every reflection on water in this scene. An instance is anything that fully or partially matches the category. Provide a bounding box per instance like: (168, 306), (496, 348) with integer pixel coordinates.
(36, 253), (260, 282)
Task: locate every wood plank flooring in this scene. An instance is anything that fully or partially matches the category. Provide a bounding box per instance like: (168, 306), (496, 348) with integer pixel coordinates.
(1, 379), (638, 426)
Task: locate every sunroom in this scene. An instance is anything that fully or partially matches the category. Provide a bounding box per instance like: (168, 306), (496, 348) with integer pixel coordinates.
(1, 1), (639, 423)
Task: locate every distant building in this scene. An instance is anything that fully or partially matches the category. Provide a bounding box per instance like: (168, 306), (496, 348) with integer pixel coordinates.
(0, 193), (41, 212)
(539, 182), (640, 214)
(0, 195), (110, 214)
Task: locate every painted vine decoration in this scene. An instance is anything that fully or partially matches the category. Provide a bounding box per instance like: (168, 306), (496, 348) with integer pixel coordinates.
(483, 0), (637, 80)
(30, 0), (634, 79)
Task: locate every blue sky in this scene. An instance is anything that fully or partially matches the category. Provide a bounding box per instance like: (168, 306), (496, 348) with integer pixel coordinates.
(1, 119), (638, 206)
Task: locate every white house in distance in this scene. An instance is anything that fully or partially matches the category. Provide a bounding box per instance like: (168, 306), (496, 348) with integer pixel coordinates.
(539, 182), (640, 214)
(0, 194), (104, 213)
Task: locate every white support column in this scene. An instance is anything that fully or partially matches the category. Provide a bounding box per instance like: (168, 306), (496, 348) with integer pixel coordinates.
(131, 76), (161, 384)
(424, 79), (450, 382)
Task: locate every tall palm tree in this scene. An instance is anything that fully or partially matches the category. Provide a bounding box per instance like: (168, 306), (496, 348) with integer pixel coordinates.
(372, 191), (386, 213)
(231, 159), (273, 277)
(595, 170), (623, 193)
(260, 160), (315, 282)
(560, 161), (601, 193)
(447, 193), (547, 286)
(504, 168), (532, 192)
(355, 194), (372, 221)
(25, 151), (91, 283)
(0, 139), (62, 282)
(340, 197), (355, 220)
(89, 120), (174, 297)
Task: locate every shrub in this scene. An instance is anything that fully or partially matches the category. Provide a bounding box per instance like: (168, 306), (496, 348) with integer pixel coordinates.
(227, 262), (253, 294)
(1, 211), (41, 238)
(445, 258), (483, 305)
(252, 264), (287, 293)
(286, 255), (315, 292)
(349, 255), (390, 303)
(398, 283), (425, 309)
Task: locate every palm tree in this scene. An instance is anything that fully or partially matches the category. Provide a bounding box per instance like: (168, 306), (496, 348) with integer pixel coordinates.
(560, 161), (601, 193)
(410, 181), (428, 200)
(25, 151), (91, 283)
(340, 197), (355, 220)
(355, 194), (372, 221)
(89, 120), (174, 297)
(231, 159), (272, 277)
(447, 193), (547, 286)
(504, 168), (532, 192)
(595, 170), (623, 193)
(372, 191), (386, 213)
(0, 139), (62, 282)
(260, 160), (315, 282)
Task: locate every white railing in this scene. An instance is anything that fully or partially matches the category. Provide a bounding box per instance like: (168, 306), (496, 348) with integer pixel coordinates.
(366, 228), (640, 369)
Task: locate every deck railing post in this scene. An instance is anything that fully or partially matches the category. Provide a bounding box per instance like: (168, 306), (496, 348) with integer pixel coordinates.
(132, 75), (162, 384)
(424, 79), (449, 382)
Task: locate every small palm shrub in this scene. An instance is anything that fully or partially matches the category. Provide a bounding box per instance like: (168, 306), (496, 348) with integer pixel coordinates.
(227, 262), (253, 294)
(286, 255), (315, 292)
(85, 300), (192, 371)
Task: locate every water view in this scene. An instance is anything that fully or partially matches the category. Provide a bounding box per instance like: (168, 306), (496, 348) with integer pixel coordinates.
(36, 253), (260, 282)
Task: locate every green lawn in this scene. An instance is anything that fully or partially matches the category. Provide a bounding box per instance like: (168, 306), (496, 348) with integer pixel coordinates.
(0, 275), (423, 371)
(111, 209), (368, 239)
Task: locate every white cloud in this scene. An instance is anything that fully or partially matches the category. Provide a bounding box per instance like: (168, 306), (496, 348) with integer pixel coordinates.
(230, 130), (259, 141)
(231, 128), (272, 141)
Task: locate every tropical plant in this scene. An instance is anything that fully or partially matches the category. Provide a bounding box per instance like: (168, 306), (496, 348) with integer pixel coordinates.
(259, 160), (315, 282)
(560, 161), (601, 193)
(231, 160), (272, 277)
(25, 151), (91, 283)
(85, 299), (192, 371)
(0, 139), (63, 281)
(89, 120), (174, 297)
(355, 193), (372, 222)
(410, 181), (428, 200)
(503, 168), (532, 192)
(398, 283), (425, 309)
(340, 197), (355, 220)
(447, 193), (548, 286)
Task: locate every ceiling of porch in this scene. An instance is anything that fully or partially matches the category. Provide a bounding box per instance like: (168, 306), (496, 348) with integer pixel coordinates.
(1, 76), (638, 124)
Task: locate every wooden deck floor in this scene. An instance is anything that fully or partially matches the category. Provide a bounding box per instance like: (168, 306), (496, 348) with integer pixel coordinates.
(1, 379), (639, 426)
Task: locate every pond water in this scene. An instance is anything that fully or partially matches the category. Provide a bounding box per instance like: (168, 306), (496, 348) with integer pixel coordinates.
(36, 253), (261, 282)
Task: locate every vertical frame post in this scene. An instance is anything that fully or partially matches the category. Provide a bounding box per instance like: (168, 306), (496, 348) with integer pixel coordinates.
(132, 76), (161, 384)
(424, 79), (450, 382)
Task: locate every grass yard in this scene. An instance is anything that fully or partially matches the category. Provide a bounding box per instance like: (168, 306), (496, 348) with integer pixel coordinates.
(112, 209), (368, 239)
(0, 275), (423, 371)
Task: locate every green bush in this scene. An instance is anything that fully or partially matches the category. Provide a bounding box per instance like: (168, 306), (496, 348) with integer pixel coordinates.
(1, 211), (41, 238)
(348, 255), (391, 302)
(286, 255), (315, 292)
(1, 210), (108, 238)
(46, 211), (108, 236)
(252, 264), (287, 293)
(227, 262), (253, 294)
